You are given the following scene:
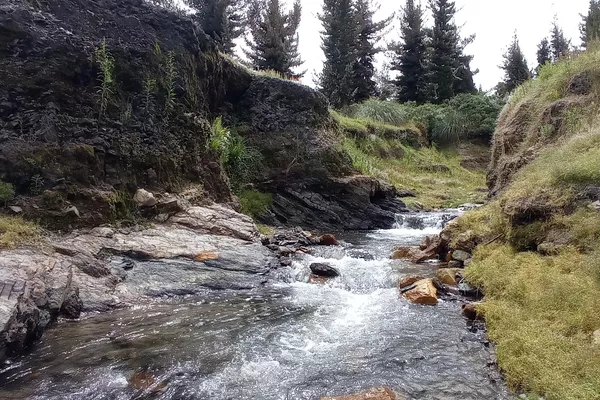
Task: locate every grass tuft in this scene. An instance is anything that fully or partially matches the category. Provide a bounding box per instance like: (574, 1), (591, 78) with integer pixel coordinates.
(0, 216), (39, 249)
(238, 190), (273, 219)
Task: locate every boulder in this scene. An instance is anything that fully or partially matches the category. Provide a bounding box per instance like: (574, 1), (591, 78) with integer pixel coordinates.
(435, 268), (462, 286)
(451, 250), (471, 263)
(8, 206), (23, 214)
(398, 275), (425, 290)
(411, 235), (447, 263)
(133, 189), (158, 207)
(455, 231), (478, 252)
(402, 279), (438, 306)
(310, 263), (340, 278)
(322, 387), (400, 400)
(316, 234), (340, 246)
(391, 247), (416, 260)
(462, 302), (484, 321)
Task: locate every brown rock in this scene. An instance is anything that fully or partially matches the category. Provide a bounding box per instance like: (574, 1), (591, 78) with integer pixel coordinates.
(462, 302), (484, 321)
(402, 279), (438, 305)
(419, 235), (434, 250)
(309, 274), (330, 285)
(318, 234), (339, 246)
(411, 235), (444, 263)
(391, 247), (415, 260)
(398, 275), (426, 289)
(435, 268), (462, 286)
(194, 251), (219, 262)
(447, 260), (463, 269)
(322, 387), (398, 400)
(128, 371), (167, 392)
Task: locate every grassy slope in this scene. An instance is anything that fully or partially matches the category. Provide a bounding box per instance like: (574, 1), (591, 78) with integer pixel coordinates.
(332, 107), (487, 209)
(0, 216), (39, 249)
(449, 49), (600, 399)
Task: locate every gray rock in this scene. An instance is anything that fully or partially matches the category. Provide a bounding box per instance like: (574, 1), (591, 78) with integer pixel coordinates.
(310, 263), (340, 278)
(452, 250), (472, 262)
(133, 189), (158, 207)
(8, 206), (22, 214)
(63, 206), (80, 218)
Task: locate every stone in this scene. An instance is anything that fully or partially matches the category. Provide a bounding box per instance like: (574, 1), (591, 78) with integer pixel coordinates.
(458, 282), (480, 298)
(402, 279), (438, 306)
(398, 275), (425, 290)
(396, 189), (417, 198)
(316, 234), (339, 246)
(593, 330), (600, 345)
(451, 250), (471, 262)
(419, 235), (434, 250)
(8, 206), (23, 214)
(321, 387), (399, 400)
(310, 263), (340, 278)
(133, 189), (158, 207)
(462, 302), (484, 321)
(463, 259), (472, 267)
(590, 201), (600, 211)
(309, 274), (330, 285)
(63, 206), (80, 218)
(391, 247), (415, 260)
(455, 231), (478, 252)
(448, 260), (463, 269)
(194, 251), (219, 262)
(91, 227), (115, 238)
(537, 242), (560, 256)
(435, 268), (462, 286)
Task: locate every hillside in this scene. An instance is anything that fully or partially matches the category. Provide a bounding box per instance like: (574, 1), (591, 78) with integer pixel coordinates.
(445, 49), (600, 399)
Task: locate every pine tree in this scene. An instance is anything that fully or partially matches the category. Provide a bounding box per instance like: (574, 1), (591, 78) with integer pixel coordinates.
(318, 0), (358, 108)
(536, 38), (552, 72)
(428, 0), (473, 103)
(498, 33), (530, 96)
(550, 17), (571, 61)
(391, 0), (428, 103)
(351, 0), (393, 103)
(580, 0), (600, 47)
(244, 0), (304, 79)
(185, 0), (246, 54)
(454, 35), (477, 95)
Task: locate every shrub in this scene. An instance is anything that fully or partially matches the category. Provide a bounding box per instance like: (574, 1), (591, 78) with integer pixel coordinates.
(238, 190), (273, 218)
(0, 216), (39, 249)
(0, 181), (15, 205)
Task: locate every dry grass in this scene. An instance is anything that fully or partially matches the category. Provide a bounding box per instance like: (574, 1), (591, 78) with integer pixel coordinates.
(0, 216), (40, 249)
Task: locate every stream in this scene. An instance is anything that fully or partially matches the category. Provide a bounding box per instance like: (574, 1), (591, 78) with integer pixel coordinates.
(0, 212), (510, 400)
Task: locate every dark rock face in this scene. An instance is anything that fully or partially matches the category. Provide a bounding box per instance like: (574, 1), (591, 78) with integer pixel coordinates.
(310, 263), (340, 278)
(259, 176), (408, 231)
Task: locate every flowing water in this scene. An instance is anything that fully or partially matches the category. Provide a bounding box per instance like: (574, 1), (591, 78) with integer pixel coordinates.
(0, 212), (510, 400)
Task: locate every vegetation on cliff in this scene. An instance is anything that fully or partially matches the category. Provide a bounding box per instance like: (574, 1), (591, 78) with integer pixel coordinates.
(450, 47), (600, 399)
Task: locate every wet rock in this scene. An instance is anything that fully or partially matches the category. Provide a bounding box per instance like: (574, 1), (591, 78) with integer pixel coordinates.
(321, 387), (400, 400)
(133, 189), (158, 207)
(448, 260), (463, 269)
(458, 282), (480, 298)
(435, 268), (463, 286)
(310, 263), (340, 278)
(451, 250), (471, 262)
(462, 302), (484, 321)
(411, 235), (444, 263)
(391, 247), (416, 260)
(398, 275), (426, 290)
(402, 279), (438, 306)
(60, 288), (83, 319)
(128, 370), (167, 392)
(308, 274), (330, 285)
(315, 234), (339, 246)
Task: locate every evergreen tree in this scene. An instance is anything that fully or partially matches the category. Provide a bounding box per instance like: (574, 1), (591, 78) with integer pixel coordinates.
(318, 0), (358, 108)
(244, 0), (304, 79)
(454, 35), (477, 95)
(185, 0), (246, 54)
(550, 17), (571, 61)
(536, 37), (552, 72)
(374, 62), (396, 100)
(580, 0), (600, 47)
(391, 0), (428, 103)
(498, 33), (530, 96)
(428, 0), (473, 103)
(351, 0), (393, 103)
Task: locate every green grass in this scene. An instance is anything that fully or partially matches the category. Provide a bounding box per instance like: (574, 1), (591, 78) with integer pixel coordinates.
(238, 190), (273, 219)
(450, 47), (600, 400)
(0, 216), (39, 249)
(0, 181), (15, 204)
(341, 136), (486, 209)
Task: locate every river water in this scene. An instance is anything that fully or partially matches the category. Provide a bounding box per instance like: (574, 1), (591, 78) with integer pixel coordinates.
(0, 212), (510, 400)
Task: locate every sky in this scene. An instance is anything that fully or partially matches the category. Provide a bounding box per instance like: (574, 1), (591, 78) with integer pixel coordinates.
(253, 0), (590, 91)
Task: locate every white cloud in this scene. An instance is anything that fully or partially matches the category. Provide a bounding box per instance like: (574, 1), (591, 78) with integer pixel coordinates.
(252, 0), (589, 91)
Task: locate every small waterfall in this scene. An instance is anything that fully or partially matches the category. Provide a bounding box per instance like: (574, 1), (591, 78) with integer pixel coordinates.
(393, 210), (461, 231)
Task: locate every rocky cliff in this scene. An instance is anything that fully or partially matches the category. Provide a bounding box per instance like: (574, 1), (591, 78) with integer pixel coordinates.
(0, 0), (406, 231)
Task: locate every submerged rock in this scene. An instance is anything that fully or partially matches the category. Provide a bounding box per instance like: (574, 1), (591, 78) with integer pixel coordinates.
(310, 263), (340, 278)
(316, 234), (340, 246)
(402, 279), (438, 306)
(322, 387), (400, 400)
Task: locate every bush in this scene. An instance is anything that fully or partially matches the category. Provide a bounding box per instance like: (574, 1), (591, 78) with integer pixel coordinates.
(0, 181), (15, 205)
(0, 216), (39, 249)
(238, 190), (273, 218)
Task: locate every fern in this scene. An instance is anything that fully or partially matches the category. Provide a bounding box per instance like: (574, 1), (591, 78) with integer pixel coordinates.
(94, 39), (115, 118)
